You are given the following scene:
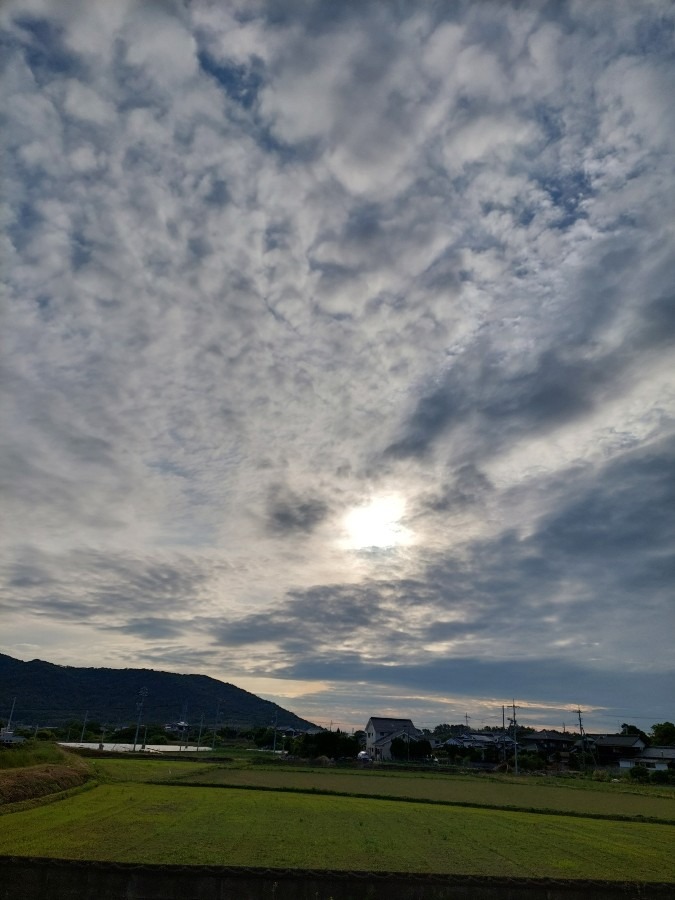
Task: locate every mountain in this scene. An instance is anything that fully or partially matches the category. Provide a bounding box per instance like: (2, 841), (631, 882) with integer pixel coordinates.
(0, 653), (315, 730)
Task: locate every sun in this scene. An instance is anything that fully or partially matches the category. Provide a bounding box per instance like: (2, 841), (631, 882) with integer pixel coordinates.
(342, 495), (413, 550)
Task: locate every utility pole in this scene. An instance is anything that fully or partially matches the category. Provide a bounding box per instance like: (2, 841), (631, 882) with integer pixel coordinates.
(465, 713), (471, 731)
(80, 711), (88, 743)
(197, 714), (204, 751)
(510, 700), (519, 775)
(180, 702), (189, 750)
(272, 711), (278, 752)
(502, 705), (506, 763)
(212, 701), (221, 751)
(133, 688), (148, 752)
(7, 697), (16, 731)
(577, 707), (586, 770)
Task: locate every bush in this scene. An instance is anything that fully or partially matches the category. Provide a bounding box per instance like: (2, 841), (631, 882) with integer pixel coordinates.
(649, 769), (671, 784)
(568, 751), (595, 771)
(313, 755), (332, 767)
(592, 769), (610, 782)
(628, 765), (650, 783)
(508, 752), (545, 772)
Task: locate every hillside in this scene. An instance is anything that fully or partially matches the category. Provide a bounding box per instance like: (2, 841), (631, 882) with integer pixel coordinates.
(0, 653), (315, 731)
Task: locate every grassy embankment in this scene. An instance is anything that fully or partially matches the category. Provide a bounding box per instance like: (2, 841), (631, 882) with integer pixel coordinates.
(0, 743), (90, 807)
(0, 752), (673, 880)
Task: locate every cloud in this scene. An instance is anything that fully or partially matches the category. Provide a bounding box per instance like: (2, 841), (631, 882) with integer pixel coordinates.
(1, 0), (674, 731)
(385, 346), (616, 461)
(266, 486), (330, 535)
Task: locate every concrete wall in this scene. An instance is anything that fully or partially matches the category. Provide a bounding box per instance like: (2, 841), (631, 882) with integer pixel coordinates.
(1, 857), (672, 900)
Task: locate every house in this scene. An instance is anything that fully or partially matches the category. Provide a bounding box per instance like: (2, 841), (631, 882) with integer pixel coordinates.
(583, 734), (646, 766)
(364, 717), (420, 760)
(444, 731), (515, 762)
(619, 747), (675, 771)
(445, 731), (513, 748)
(521, 731), (577, 755)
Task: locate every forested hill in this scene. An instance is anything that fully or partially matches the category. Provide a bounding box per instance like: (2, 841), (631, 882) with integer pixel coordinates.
(0, 653), (315, 730)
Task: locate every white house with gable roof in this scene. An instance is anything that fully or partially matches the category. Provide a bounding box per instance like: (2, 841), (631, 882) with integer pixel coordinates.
(364, 716), (420, 760)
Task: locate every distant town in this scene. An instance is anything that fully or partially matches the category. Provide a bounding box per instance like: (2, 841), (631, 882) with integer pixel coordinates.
(3, 710), (673, 782)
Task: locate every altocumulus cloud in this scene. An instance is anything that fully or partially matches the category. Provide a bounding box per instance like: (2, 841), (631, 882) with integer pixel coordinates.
(1, 0), (674, 731)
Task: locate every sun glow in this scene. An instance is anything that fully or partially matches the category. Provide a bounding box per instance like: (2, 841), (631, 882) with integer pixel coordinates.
(342, 495), (413, 550)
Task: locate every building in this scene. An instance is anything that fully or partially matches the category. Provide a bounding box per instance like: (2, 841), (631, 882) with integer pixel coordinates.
(364, 717), (420, 760)
(0, 727), (25, 745)
(619, 747), (675, 771)
(586, 734), (646, 766)
(443, 730), (515, 763)
(521, 731), (577, 756)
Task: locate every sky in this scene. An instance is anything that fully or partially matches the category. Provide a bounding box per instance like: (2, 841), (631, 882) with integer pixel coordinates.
(2, 0), (674, 735)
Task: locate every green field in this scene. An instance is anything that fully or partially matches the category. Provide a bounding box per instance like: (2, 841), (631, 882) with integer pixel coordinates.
(1, 782), (674, 880)
(170, 765), (675, 821)
(1, 755), (673, 880)
(88, 758), (214, 784)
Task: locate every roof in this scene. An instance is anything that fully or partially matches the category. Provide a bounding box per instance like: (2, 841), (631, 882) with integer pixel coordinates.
(366, 717), (415, 731)
(445, 733), (515, 747)
(526, 731), (576, 742)
(593, 735), (645, 748)
(639, 746), (675, 760)
(463, 733), (499, 744)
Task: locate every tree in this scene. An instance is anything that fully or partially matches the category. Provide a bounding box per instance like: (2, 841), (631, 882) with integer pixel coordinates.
(390, 737), (432, 761)
(296, 729), (358, 759)
(412, 739), (432, 759)
(621, 723), (650, 743)
(511, 751), (545, 771)
(651, 722), (675, 746)
(253, 727), (275, 748)
(433, 723), (468, 737)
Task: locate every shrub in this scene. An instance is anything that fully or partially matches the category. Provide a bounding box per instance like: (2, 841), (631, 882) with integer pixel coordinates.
(628, 765), (650, 783)
(649, 769), (671, 785)
(313, 755), (332, 767)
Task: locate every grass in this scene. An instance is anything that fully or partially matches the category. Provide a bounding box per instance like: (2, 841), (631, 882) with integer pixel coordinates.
(0, 744), (90, 805)
(87, 758), (215, 784)
(0, 742), (68, 770)
(171, 764), (675, 821)
(1, 753), (672, 880)
(0, 782), (672, 880)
